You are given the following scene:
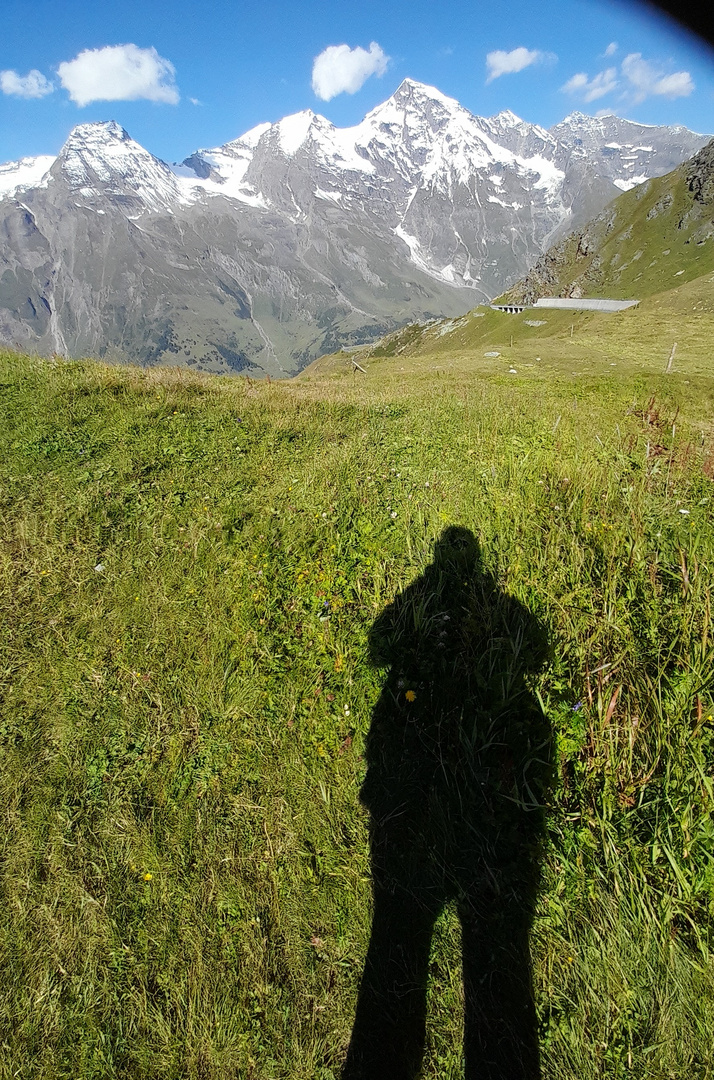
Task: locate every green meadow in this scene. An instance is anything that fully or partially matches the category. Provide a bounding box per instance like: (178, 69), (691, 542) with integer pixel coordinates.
(311, 271), (714, 384)
(1, 343), (714, 1078)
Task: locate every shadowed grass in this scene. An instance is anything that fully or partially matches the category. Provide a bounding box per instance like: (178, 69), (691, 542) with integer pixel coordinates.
(0, 349), (713, 1078)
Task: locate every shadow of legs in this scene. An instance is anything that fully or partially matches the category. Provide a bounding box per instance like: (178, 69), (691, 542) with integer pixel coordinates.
(342, 883), (439, 1080)
(460, 898), (541, 1080)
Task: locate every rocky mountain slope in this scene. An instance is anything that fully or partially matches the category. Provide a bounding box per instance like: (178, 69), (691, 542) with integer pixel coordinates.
(0, 80), (707, 375)
(501, 136), (714, 304)
(338, 137), (714, 382)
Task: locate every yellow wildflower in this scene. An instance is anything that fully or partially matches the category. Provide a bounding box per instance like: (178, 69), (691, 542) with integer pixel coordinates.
(405, 690), (417, 703)
(143, 872), (153, 882)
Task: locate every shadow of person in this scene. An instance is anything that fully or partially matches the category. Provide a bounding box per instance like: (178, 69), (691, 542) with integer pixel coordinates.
(342, 526), (553, 1080)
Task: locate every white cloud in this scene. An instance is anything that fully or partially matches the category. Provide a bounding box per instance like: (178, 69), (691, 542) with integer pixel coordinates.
(57, 44), (179, 107)
(653, 71), (695, 97)
(0, 69), (54, 99)
(561, 52), (693, 106)
(621, 52), (694, 103)
(562, 73), (588, 93)
(604, 42), (618, 58)
(485, 47), (552, 83)
(311, 42), (389, 101)
(561, 67), (618, 102)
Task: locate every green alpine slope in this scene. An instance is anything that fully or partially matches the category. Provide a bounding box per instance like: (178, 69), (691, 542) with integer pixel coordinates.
(501, 137), (714, 304)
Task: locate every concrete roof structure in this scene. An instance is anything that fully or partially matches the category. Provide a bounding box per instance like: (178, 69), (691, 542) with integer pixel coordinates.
(489, 298), (639, 314)
(532, 298), (639, 311)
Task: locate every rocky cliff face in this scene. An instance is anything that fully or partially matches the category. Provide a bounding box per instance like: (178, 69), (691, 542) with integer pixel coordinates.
(687, 139), (714, 205)
(0, 80), (707, 375)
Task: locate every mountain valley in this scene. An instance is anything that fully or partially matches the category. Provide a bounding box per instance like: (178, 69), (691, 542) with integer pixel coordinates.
(0, 79), (707, 377)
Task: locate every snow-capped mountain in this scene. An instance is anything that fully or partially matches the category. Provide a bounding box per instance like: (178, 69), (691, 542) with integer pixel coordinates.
(55, 121), (192, 214)
(550, 111), (704, 191)
(0, 154), (55, 200)
(0, 79), (707, 375)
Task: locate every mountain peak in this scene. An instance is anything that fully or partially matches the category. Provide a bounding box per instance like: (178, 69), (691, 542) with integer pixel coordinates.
(57, 121), (146, 181)
(491, 109), (526, 126)
(58, 121), (161, 190)
(54, 120), (187, 212)
(274, 109), (332, 154)
(380, 78), (463, 116)
(394, 77), (442, 95)
(62, 121), (131, 150)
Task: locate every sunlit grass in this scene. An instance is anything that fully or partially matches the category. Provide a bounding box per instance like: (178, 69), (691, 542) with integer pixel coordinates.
(1, 349), (713, 1078)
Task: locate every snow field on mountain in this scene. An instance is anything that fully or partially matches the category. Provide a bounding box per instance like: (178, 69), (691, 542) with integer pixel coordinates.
(0, 155), (55, 200)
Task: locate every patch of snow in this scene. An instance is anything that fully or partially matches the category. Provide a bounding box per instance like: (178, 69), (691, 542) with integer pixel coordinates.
(236, 122), (272, 149)
(438, 263), (459, 283)
(276, 111), (316, 155)
(313, 122), (376, 173)
(218, 184), (269, 209)
(526, 154), (566, 193)
(613, 174), (649, 191)
(314, 187), (343, 203)
(394, 223), (473, 286)
(488, 194), (524, 210)
(269, 110), (377, 175)
(172, 141), (271, 207)
(0, 154), (55, 199)
(394, 224), (430, 273)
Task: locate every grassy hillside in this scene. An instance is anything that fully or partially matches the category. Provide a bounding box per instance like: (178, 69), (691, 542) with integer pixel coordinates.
(500, 138), (714, 305)
(1, 348), (714, 1078)
(307, 268), (714, 384)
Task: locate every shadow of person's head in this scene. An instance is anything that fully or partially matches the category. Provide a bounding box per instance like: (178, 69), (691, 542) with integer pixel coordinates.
(432, 523), (481, 571)
(368, 526), (547, 715)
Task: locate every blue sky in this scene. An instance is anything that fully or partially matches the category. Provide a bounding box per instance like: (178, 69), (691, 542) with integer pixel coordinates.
(1, 0), (713, 164)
